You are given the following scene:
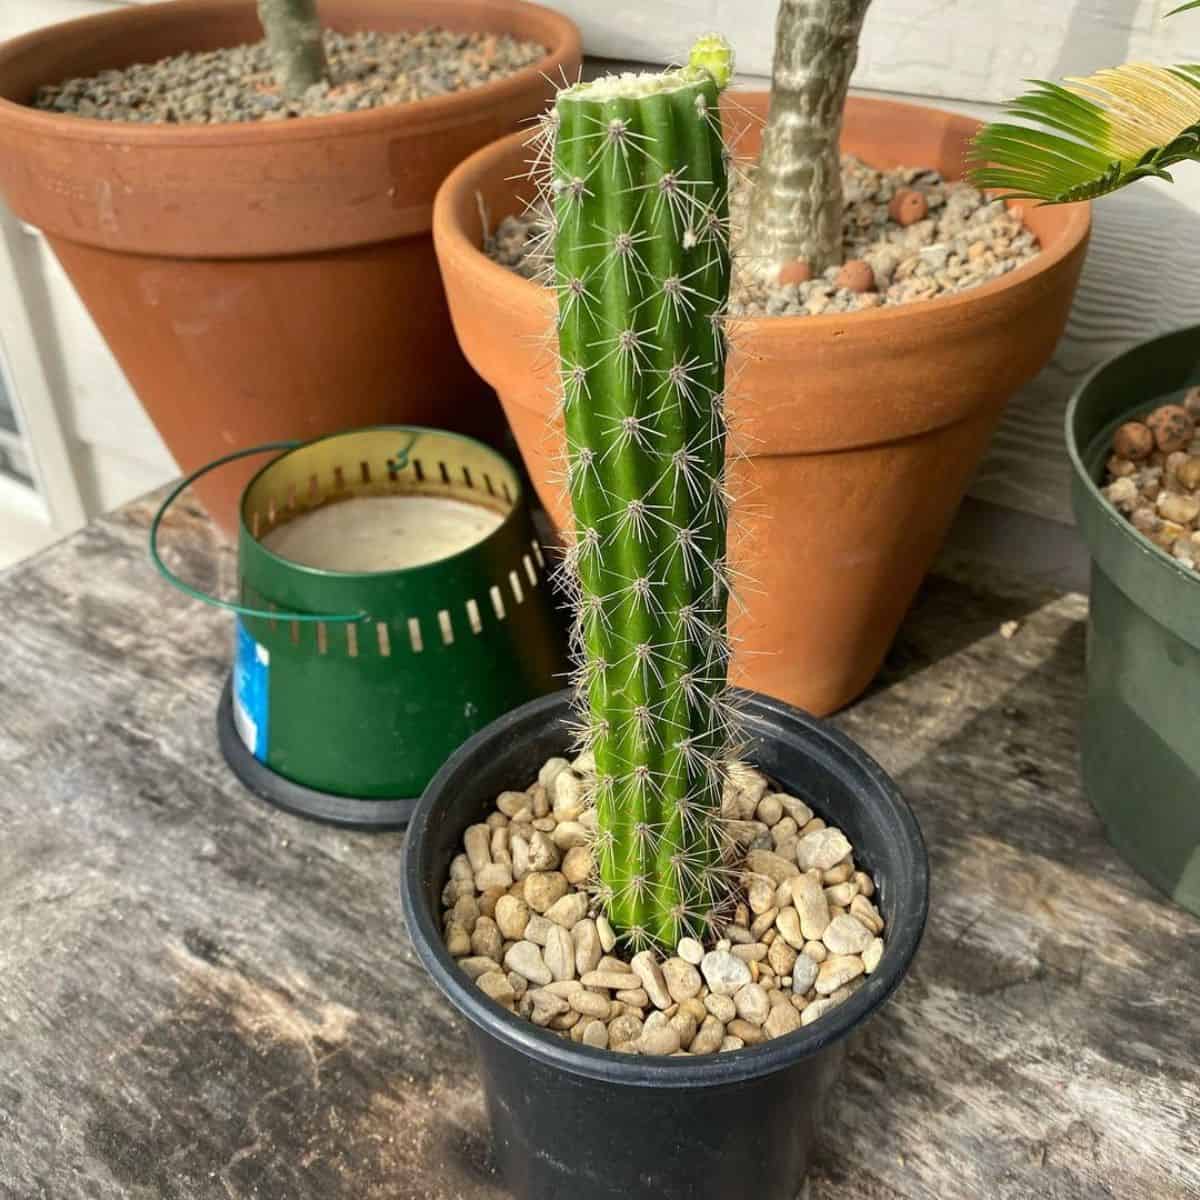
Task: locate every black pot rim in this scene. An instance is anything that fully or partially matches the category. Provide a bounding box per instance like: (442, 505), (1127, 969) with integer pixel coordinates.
(400, 688), (929, 1089)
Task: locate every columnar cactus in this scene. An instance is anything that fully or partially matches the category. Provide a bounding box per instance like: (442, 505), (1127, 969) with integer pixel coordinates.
(545, 38), (737, 950)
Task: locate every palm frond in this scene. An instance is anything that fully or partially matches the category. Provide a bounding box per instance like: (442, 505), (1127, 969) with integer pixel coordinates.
(969, 63), (1200, 202)
(1168, 2), (1200, 15)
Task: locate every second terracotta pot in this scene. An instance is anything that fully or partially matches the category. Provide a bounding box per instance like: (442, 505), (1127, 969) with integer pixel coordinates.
(433, 93), (1091, 715)
(0, 0), (581, 536)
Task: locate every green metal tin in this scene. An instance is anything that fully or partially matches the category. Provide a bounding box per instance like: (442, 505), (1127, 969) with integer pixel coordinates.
(153, 426), (567, 822)
(1067, 325), (1200, 916)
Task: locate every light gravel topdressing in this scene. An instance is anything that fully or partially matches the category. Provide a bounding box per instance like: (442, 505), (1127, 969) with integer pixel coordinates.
(31, 29), (546, 124)
(489, 154), (1041, 318)
(441, 754), (887, 1056)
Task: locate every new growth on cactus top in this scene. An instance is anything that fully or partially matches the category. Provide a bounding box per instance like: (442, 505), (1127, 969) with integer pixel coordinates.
(540, 38), (739, 952)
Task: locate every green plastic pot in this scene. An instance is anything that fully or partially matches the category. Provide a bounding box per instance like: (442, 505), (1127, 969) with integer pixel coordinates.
(152, 426), (567, 827)
(1068, 325), (1200, 915)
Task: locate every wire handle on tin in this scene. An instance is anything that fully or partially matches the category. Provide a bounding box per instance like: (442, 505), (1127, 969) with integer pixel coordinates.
(387, 431), (420, 473)
(149, 442), (367, 625)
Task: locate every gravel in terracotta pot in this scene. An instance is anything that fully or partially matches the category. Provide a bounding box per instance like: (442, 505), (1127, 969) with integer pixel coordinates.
(432, 91), (1090, 715)
(0, 0), (581, 535)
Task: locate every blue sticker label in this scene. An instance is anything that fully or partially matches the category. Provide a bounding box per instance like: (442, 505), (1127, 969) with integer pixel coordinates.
(233, 619), (270, 762)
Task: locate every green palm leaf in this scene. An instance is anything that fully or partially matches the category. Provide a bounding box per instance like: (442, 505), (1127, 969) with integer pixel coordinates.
(969, 64), (1200, 202)
(1169, 3), (1200, 15)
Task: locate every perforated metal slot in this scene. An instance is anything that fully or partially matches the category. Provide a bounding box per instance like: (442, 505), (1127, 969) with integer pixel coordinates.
(237, 428), (543, 668)
(466, 598), (483, 634)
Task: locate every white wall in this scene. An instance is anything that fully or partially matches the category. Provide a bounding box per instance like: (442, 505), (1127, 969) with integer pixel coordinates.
(551, 0), (1195, 102)
(1, 0), (175, 567)
(2, 0), (1199, 555)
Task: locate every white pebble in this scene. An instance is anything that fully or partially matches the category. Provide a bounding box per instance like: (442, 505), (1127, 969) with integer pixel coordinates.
(822, 913), (874, 956)
(630, 951), (672, 1010)
(544, 891), (589, 929)
(474, 862), (513, 892)
(863, 937), (884, 974)
(700, 949), (752, 997)
(572, 919), (603, 976)
(791, 954), (818, 995)
(596, 915), (617, 952)
(504, 940), (552, 986)
(463, 824), (492, 874)
(493, 894), (530, 941)
(544, 925), (576, 982)
(662, 956), (703, 1002)
(733, 982), (770, 1027)
(815, 954), (865, 995)
(795, 828), (853, 872)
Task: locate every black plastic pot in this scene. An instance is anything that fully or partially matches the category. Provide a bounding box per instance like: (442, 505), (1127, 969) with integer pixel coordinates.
(1068, 324), (1200, 916)
(401, 689), (929, 1200)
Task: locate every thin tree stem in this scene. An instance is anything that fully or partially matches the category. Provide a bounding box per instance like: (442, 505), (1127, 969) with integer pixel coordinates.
(257, 0), (328, 99)
(742, 0), (873, 278)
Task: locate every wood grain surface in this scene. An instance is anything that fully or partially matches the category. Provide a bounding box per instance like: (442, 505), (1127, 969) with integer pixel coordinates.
(1, 494), (1197, 1199)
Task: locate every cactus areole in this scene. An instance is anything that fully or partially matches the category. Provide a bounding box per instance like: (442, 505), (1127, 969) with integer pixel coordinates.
(545, 38), (737, 951)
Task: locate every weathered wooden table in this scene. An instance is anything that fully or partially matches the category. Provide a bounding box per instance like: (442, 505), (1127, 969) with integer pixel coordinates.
(2, 495), (1198, 1200)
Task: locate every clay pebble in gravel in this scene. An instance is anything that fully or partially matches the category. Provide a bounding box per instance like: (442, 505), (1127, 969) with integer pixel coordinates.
(1102, 390), (1200, 570)
(32, 29), (545, 125)
(487, 154), (1039, 318)
(440, 756), (886, 1056)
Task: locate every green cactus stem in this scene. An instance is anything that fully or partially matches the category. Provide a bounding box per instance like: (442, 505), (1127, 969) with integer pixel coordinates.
(257, 0), (328, 99)
(549, 38), (736, 950)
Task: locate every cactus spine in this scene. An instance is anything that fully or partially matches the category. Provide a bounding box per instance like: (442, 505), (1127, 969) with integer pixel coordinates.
(548, 39), (736, 950)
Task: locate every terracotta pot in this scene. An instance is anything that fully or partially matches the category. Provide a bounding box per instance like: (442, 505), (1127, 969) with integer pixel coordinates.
(433, 93), (1091, 715)
(0, 0), (581, 536)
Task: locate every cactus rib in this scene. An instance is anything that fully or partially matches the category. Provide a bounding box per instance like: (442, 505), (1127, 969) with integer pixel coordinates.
(550, 43), (735, 950)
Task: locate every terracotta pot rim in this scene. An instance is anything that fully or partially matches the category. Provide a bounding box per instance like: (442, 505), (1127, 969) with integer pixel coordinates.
(434, 91), (1091, 336)
(0, 0), (581, 146)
